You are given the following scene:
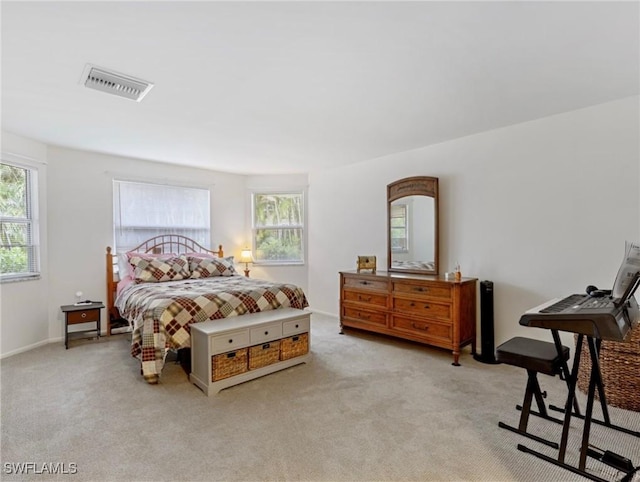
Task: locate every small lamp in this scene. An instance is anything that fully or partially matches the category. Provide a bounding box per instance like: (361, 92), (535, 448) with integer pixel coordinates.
(240, 248), (253, 277)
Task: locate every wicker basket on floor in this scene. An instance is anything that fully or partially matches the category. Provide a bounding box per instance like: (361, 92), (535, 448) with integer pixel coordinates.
(212, 348), (248, 381)
(248, 341), (281, 370)
(280, 333), (309, 361)
(576, 324), (640, 412)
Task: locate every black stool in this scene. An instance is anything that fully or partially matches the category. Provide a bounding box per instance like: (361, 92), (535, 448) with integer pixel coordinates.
(496, 336), (570, 448)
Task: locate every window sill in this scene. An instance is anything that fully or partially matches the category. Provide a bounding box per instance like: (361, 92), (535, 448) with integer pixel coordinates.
(0, 274), (41, 284)
(252, 262), (305, 267)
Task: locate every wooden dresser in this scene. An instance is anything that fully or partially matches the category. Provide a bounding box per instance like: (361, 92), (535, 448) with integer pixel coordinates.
(340, 270), (477, 365)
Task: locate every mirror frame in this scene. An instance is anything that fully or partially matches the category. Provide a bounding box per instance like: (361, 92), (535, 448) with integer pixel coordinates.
(387, 176), (439, 275)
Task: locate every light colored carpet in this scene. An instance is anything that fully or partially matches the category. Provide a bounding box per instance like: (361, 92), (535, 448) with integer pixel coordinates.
(1, 312), (639, 481)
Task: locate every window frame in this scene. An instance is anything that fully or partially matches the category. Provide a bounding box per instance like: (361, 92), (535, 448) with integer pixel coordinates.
(250, 189), (306, 266)
(390, 203), (409, 253)
(0, 159), (41, 283)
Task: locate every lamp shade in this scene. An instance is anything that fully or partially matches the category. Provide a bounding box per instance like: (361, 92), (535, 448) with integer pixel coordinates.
(240, 248), (253, 264)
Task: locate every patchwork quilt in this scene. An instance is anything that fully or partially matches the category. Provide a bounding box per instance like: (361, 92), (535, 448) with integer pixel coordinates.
(115, 275), (309, 383)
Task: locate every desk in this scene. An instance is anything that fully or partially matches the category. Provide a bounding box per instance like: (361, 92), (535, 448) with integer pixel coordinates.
(518, 297), (639, 482)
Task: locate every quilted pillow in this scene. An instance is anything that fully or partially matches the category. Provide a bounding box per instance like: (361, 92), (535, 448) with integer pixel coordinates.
(189, 256), (237, 278)
(122, 251), (176, 274)
(131, 255), (190, 283)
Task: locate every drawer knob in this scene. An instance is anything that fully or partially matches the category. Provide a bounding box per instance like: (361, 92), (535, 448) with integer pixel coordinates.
(228, 339), (233, 343)
(361, 281), (369, 285)
(412, 323), (428, 330)
(295, 324), (299, 328)
(424, 304), (430, 309)
(358, 295), (372, 302)
(81, 313), (87, 318)
(415, 287), (427, 292)
(264, 331), (269, 335)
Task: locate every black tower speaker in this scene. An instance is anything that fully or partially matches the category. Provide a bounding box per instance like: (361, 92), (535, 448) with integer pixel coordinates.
(474, 280), (499, 364)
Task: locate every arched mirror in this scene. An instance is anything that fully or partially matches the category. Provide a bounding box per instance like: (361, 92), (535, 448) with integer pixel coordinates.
(387, 176), (439, 275)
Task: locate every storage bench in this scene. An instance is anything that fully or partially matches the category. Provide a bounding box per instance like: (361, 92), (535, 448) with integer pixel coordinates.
(190, 308), (311, 395)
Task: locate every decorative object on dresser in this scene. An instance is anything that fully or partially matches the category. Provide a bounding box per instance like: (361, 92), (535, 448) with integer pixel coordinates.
(340, 271), (477, 365)
(61, 302), (104, 349)
(357, 255), (377, 274)
(388, 176), (439, 275)
(190, 308), (311, 395)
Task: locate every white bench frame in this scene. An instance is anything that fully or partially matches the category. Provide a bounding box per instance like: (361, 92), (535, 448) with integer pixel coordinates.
(190, 308), (311, 395)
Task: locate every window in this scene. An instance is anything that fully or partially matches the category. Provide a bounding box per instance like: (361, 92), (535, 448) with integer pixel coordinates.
(390, 203), (409, 252)
(113, 180), (210, 252)
(252, 191), (304, 264)
(1, 161), (40, 282)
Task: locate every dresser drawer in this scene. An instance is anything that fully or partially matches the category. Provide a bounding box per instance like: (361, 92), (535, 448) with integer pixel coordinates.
(343, 276), (388, 292)
(343, 289), (388, 308)
(250, 322), (282, 345)
(393, 298), (451, 321)
(339, 271), (477, 366)
(342, 306), (387, 326)
(283, 316), (310, 336)
(392, 315), (452, 342)
(67, 309), (100, 325)
(210, 330), (250, 355)
(393, 281), (451, 300)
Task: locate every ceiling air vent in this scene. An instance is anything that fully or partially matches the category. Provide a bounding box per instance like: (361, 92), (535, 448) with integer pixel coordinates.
(80, 64), (154, 102)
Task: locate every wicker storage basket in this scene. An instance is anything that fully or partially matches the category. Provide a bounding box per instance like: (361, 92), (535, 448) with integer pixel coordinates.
(280, 333), (309, 361)
(576, 325), (640, 412)
(249, 341), (281, 370)
(212, 348), (248, 381)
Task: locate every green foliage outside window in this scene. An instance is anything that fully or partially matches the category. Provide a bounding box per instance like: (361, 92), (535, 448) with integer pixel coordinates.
(1, 163), (34, 276)
(253, 193), (304, 263)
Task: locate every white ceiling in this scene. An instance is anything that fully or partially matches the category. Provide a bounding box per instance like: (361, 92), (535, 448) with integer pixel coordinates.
(2, 1), (639, 175)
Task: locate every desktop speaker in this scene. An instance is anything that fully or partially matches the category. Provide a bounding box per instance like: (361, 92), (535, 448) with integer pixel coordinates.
(474, 280), (499, 364)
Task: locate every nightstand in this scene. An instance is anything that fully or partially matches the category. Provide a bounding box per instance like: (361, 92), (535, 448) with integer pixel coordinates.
(61, 302), (104, 349)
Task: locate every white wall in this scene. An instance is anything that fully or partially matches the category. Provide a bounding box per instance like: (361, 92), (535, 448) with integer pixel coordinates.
(0, 139), (310, 357)
(44, 146), (249, 343)
(308, 97), (640, 351)
(3, 96), (638, 357)
(1, 132), (49, 356)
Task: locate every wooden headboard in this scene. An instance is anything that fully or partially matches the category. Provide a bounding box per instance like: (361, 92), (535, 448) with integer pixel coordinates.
(106, 235), (224, 334)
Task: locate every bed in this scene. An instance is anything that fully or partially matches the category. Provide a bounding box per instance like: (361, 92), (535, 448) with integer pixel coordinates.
(106, 235), (309, 384)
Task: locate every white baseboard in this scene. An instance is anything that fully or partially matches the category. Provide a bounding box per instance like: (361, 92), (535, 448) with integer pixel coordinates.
(0, 339), (51, 359)
(307, 307), (338, 318)
(1, 313), (322, 360)
(1, 330), (114, 359)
